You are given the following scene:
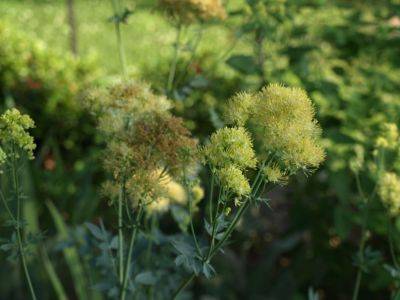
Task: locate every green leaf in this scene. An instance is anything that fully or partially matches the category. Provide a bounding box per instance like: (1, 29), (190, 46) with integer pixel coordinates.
(202, 262), (216, 279)
(172, 239), (195, 257)
(226, 55), (259, 75)
(171, 205), (190, 233)
(135, 272), (157, 285)
(85, 222), (104, 241)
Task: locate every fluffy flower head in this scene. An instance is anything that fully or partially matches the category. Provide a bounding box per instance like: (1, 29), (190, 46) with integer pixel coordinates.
(224, 91), (254, 126)
(202, 126), (257, 170)
(375, 123), (399, 150)
(224, 84), (325, 173)
(216, 165), (251, 196)
(0, 108), (36, 159)
(89, 81), (198, 181)
(263, 164), (287, 185)
(378, 172), (400, 216)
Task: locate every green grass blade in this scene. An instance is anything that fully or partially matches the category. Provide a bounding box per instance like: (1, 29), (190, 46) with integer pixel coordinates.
(46, 201), (88, 300)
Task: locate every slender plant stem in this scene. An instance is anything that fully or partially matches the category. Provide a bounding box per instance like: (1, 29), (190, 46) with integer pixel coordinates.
(145, 215), (156, 300)
(352, 173), (370, 300)
(111, 0), (127, 77)
(175, 26), (203, 86)
(189, 193), (202, 258)
(11, 147), (37, 300)
(206, 189), (223, 260)
(172, 273), (195, 300)
(388, 221), (400, 270)
(173, 167), (266, 299)
(120, 204), (144, 300)
(118, 181), (125, 286)
(208, 172), (215, 225)
(0, 188), (16, 222)
(167, 23), (182, 94)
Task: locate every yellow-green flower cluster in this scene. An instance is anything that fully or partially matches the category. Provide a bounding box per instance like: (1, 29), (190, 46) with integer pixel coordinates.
(216, 166), (251, 196)
(89, 81), (198, 206)
(0, 108), (36, 160)
(378, 172), (400, 216)
(224, 84), (325, 174)
(349, 144), (365, 173)
(0, 147), (6, 172)
(375, 123), (399, 150)
(203, 126), (256, 196)
(263, 164), (287, 185)
(202, 127), (257, 170)
(159, 0), (226, 23)
(224, 92), (254, 126)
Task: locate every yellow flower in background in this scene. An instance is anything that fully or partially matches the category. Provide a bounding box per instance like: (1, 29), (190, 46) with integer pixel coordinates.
(192, 185), (204, 203)
(0, 108), (36, 159)
(375, 123), (399, 150)
(147, 197), (171, 215)
(159, 0), (226, 23)
(378, 172), (400, 216)
(159, 172), (187, 205)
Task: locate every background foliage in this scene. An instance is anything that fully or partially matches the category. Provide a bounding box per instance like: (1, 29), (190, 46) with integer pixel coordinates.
(1, 0), (400, 299)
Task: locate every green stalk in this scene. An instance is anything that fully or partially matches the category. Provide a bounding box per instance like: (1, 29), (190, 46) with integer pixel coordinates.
(352, 173), (369, 300)
(11, 147), (37, 300)
(208, 172), (215, 225)
(173, 167), (266, 299)
(172, 274), (195, 300)
(120, 203), (144, 300)
(0, 188), (16, 222)
(118, 182), (125, 286)
(167, 23), (182, 94)
(111, 0), (127, 77)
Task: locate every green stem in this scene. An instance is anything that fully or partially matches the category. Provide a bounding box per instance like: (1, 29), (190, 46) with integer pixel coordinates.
(206, 189), (223, 260)
(173, 167), (266, 299)
(388, 220), (400, 269)
(120, 204), (144, 300)
(11, 147), (37, 300)
(208, 172), (215, 225)
(175, 26), (203, 86)
(352, 173), (369, 300)
(167, 23), (182, 94)
(189, 193), (202, 258)
(0, 188), (16, 222)
(111, 0), (127, 77)
(118, 182), (125, 285)
(172, 274), (195, 300)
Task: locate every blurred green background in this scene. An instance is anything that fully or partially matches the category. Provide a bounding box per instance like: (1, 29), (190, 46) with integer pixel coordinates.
(1, 0), (400, 299)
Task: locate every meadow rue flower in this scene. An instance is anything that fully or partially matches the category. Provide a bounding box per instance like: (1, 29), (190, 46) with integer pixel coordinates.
(224, 91), (254, 126)
(88, 81), (198, 204)
(349, 144), (365, 173)
(202, 126), (257, 170)
(0, 147), (6, 173)
(378, 172), (400, 216)
(159, 0), (226, 23)
(224, 84), (325, 174)
(216, 165), (251, 196)
(0, 108), (36, 159)
(263, 164), (287, 185)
